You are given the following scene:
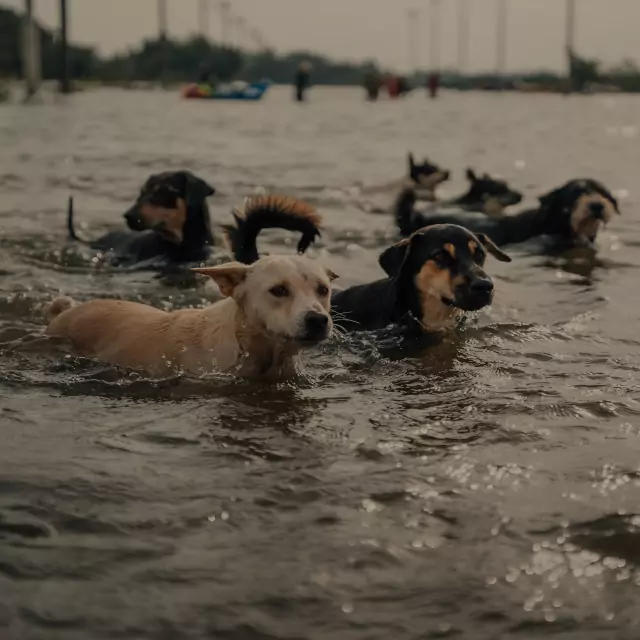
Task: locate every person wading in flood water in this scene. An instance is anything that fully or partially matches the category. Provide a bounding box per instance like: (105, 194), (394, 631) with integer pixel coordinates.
(294, 61), (312, 102)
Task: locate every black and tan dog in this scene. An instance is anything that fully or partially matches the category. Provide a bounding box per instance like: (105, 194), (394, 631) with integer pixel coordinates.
(331, 226), (511, 333)
(443, 169), (523, 215)
(223, 194), (511, 334)
(67, 170), (215, 268)
(395, 178), (619, 249)
(352, 153), (451, 213)
(406, 153), (451, 201)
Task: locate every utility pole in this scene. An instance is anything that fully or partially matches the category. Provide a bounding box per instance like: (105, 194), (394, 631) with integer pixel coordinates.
(157, 0), (168, 85)
(59, 0), (70, 93)
(198, 0), (210, 39)
(565, 0), (576, 90)
(407, 8), (420, 73)
(496, 0), (507, 88)
(23, 0), (41, 100)
(457, 0), (470, 74)
(429, 0), (442, 73)
(220, 1), (231, 47)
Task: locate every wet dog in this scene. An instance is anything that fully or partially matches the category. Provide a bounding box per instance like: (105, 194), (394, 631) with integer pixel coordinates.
(45, 256), (336, 379)
(395, 178), (619, 249)
(444, 169), (523, 216)
(331, 225), (511, 333)
(67, 170), (216, 268)
(222, 194), (511, 334)
(406, 153), (451, 201)
(352, 153), (451, 213)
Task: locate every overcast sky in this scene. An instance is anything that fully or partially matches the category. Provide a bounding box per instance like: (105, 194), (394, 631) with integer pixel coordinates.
(2, 0), (638, 72)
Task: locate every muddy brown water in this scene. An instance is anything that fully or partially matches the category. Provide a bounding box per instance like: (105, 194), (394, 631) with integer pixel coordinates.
(1, 86), (640, 639)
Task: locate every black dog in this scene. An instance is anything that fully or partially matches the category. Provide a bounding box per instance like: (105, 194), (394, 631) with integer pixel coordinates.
(395, 178), (619, 249)
(223, 195), (511, 335)
(67, 170), (215, 268)
(407, 152), (451, 199)
(443, 169), (523, 215)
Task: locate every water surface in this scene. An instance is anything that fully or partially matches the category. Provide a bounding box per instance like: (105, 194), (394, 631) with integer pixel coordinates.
(1, 86), (640, 639)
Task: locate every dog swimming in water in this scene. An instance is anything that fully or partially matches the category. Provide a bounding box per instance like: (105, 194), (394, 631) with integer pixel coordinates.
(67, 170), (216, 268)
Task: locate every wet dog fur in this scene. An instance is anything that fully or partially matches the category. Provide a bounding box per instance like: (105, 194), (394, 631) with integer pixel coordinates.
(446, 169), (523, 215)
(221, 195), (322, 264)
(331, 225), (511, 333)
(407, 153), (451, 201)
(67, 170), (216, 268)
(222, 194), (511, 334)
(395, 179), (619, 249)
(45, 256), (336, 379)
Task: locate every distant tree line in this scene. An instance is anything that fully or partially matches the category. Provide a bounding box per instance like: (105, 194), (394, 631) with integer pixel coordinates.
(0, 7), (380, 86)
(2, 6), (640, 92)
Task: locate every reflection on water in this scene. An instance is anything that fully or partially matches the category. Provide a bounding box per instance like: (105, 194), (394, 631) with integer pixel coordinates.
(1, 86), (640, 639)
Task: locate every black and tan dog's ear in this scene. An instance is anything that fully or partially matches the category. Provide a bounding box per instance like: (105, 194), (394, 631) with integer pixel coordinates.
(538, 186), (561, 208)
(180, 171), (215, 205)
(466, 168), (478, 182)
(379, 238), (410, 278)
(408, 152), (416, 172)
(475, 233), (512, 263)
(592, 180), (620, 213)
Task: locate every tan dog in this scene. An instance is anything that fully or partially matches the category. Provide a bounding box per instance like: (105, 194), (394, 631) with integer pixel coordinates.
(45, 256), (336, 379)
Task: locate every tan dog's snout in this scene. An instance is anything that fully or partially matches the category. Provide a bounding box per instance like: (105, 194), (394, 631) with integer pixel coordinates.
(300, 310), (331, 342)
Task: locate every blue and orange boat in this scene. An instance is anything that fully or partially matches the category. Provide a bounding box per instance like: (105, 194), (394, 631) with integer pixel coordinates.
(182, 80), (270, 101)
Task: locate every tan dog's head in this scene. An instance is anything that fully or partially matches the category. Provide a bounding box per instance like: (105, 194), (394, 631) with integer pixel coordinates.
(194, 256), (337, 345)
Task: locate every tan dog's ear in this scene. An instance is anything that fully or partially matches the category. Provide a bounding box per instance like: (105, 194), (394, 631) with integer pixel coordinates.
(475, 233), (512, 263)
(192, 262), (249, 297)
(325, 268), (339, 281)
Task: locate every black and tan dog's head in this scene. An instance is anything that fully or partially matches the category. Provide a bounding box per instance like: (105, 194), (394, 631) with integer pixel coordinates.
(379, 224), (511, 333)
(462, 169), (523, 216)
(408, 153), (451, 194)
(537, 178), (619, 247)
(124, 171), (215, 245)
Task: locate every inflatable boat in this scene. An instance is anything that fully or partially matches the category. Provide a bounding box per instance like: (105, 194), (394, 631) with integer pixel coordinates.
(182, 80), (270, 101)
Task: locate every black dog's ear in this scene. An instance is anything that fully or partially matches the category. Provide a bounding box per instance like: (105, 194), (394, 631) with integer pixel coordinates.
(466, 168), (477, 182)
(538, 185), (564, 209)
(179, 171), (215, 205)
(475, 233), (512, 263)
(408, 152), (416, 172)
(379, 238), (410, 279)
(591, 180), (620, 213)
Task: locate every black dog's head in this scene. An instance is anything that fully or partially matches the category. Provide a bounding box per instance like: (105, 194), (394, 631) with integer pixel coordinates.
(463, 169), (523, 216)
(379, 224), (511, 333)
(537, 178), (619, 247)
(408, 153), (451, 193)
(124, 171), (215, 245)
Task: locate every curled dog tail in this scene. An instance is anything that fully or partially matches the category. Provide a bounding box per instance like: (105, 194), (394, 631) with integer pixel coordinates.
(222, 195), (322, 264)
(44, 296), (75, 321)
(393, 186), (423, 237)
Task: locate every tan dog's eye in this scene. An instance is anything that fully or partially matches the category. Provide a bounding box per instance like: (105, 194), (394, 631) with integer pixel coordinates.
(317, 284), (329, 297)
(269, 285), (289, 298)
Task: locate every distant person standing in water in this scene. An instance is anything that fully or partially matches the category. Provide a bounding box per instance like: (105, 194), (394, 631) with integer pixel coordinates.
(428, 72), (440, 99)
(364, 70), (382, 101)
(294, 61), (311, 102)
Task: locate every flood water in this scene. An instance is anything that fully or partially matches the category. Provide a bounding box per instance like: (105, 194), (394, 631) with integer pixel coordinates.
(1, 86), (640, 639)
